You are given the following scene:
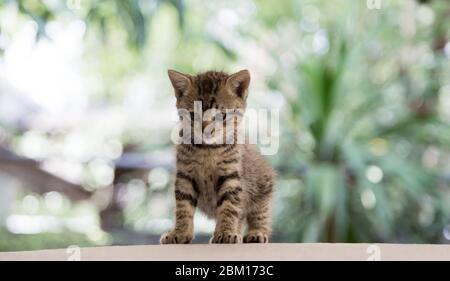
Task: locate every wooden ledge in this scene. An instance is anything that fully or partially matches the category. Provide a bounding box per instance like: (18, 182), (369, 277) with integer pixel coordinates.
(1, 243), (450, 261)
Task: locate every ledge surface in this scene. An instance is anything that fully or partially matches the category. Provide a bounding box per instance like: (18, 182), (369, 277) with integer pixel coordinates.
(1, 243), (449, 261)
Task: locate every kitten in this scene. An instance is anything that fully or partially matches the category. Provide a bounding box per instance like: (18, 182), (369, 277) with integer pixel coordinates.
(160, 69), (276, 244)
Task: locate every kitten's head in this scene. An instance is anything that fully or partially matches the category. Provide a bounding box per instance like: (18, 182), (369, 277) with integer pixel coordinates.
(167, 69), (251, 113)
(168, 70), (250, 144)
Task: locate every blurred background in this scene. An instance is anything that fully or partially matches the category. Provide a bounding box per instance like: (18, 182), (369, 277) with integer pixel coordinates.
(0, 0), (450, 251)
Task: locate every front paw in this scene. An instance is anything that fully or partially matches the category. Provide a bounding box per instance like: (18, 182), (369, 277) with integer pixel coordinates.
(210, 232), (242, 244)
(160, 230), (193, 244)
(244, 231), (269, 243)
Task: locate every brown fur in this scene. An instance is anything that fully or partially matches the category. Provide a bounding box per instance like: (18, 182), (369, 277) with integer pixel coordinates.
(160, 70), (276, 244)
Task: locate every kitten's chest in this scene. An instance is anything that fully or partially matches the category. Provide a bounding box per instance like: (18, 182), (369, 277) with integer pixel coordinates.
(191, 150), (221, 217)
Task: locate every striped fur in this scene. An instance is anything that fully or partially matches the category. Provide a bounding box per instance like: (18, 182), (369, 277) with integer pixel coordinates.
(160, 70), (276, 244)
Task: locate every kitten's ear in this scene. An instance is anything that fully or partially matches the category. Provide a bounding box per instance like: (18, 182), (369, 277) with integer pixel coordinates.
(227, 70), (251, 99)
(168, 69), (192, 98)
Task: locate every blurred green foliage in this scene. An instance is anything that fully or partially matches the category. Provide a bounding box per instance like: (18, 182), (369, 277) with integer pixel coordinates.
(0, 228), (93, 251)
(271, 0), (450, 243)
(1, 0), (185, 48)
(0, 0), (449, 248)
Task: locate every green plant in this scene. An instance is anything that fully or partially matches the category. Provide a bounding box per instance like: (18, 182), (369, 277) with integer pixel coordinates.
(0, 228), (95, 251)
(273, 0), (450, 243)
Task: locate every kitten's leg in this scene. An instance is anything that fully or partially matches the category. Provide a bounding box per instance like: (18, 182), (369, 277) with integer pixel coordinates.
(160, 173), (198, 244)
(245, 205), (271, 243)
(244, 185), (273, 243)
(211, 171), (244, 244)
(237, 216), (246, 235)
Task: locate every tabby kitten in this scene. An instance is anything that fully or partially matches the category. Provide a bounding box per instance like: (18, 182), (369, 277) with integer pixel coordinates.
(160, 69), (275, 244)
